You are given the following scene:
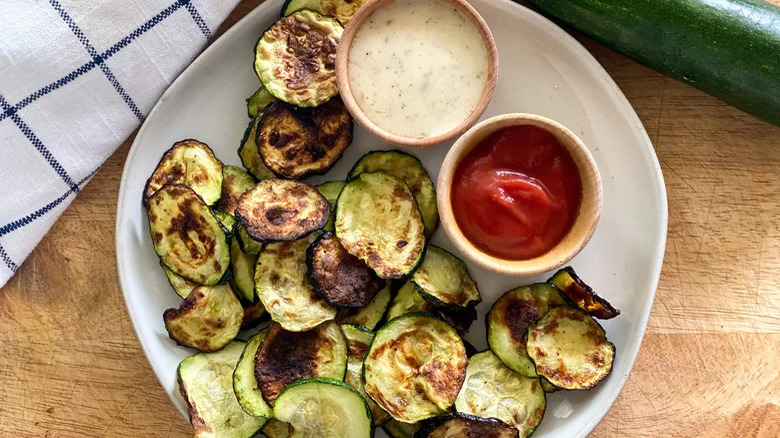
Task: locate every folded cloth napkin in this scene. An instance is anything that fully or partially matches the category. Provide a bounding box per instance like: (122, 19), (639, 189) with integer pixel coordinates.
(0, 0), (241, 288)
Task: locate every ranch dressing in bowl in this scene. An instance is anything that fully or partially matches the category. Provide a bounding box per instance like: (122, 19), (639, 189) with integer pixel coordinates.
(346, 0), (490, 139)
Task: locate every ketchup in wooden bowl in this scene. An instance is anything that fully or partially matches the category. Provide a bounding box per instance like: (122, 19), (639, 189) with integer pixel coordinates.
(451, 125), (583, 260)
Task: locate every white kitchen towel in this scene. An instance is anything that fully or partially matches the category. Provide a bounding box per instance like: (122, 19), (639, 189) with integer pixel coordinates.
(0, 0), (241, 288)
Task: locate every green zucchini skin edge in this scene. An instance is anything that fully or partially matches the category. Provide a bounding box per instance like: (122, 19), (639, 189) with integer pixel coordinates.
(414, 412), (519, 438)
(526, 0), (780, 126)
(411, 245), (481, 311)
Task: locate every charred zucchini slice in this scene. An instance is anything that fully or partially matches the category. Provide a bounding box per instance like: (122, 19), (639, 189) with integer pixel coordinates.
(316, 180), (344, 232)
(161, 262), (197, 298)
(254, 321), (347, 405)
(147, 184), (230, 285)
(384, 420), (421, 438)
(177, 342), (267, 438)
(487, 283), (568, 377)
(337, 280), (391, 330)
(247, 86), (276, 118)
(342, 324), (392, 426)
(273, 378), (373, 438)
(233, 330), (272, 417)
(144, 139), (223, 206)
(282, 0), (370, 25)
(348, 151), (438, 238)
(307, 232), (385, 307)
(434, 305), (478, 338)
(454, 351), (546, 438)
(411, 246), (480, 309)
(526, 306), (615, 390)
(262, 419), (292, 438)
(364, 313), (467, 423)
(415, 413), (519, 438)
(238, 116), (275, 181)
(236, 179), (329, 242)
(254, 10), (343, 107)
(230, 239), (258, 302)
(241, 300), (268, 329)
(235, 222), (263, 255)
(387, 281), (432, 321)
(255, 233), (337, 331)
(336, 172), (425, 279)
(164, 284), (244, 352)
(548, 267), (620, 319)
(215, 165), (256, 216)
(257, 98), (353, 179)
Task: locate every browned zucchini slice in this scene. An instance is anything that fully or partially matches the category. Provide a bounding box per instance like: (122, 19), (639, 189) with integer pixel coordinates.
(236, 179), (330, 242)
(526, 306), (615, 390)
(161, 262), (197, 299)
(411, 246), (481, 309)
(241, 299), (268, 329)
(147, 184), (230, 285)
(548, 267), (620, 319)
(306, 232), (384, 307)
(341, 324), (392, 426)
(254, 321), (347, 405)
(336, 280), (392, 330)
(364, 313), (467, 423)
(215, 165), (256, 216)
(257, 98), (353, 179)
(144, 139), (223, 206)
(335, 172), (426, 279)
(415, 413), (519, 438)
(254, 10), (343, 107)
(163, 284), (243, 352)
(247, 86), (276, 118)
(239, 116), (276, 181)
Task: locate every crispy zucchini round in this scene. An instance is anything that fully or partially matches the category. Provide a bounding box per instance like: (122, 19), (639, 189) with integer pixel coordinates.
(336, 280), (392, 330)
(487, 283), (568, 377)
(454, 351), (546, 438)
(177, 342), (267, 438)
(215, 165), (256, 216)
(526, 306), (615, 390)
(387, 281), (433, 321)
(255, 233), (337, 331)
(233, 330), (272, 417)
(254, 10), (343, 107)
(317, 180), (345, 232)
(147, 184), (230, 285)
(236, 179), (330, 242)
(307, 232), (385, 307)
(257, 99), (353, 179)
(412, 246), (481, 309)
(342, 324), (392, 426)
(282, 0), (370, 25)
(254, 321), (347, 405)
(364, 313), (467, 423)
(415, 413), (519, 438)
(230, 239), (258, 303)
(336, 171), (426, 279)
(144, 139), (223, 206)
(239, 116), (276, 180)
(349, 150), (439, 238)
(163, 284), (243, 352)
(548, 267), (621, 319)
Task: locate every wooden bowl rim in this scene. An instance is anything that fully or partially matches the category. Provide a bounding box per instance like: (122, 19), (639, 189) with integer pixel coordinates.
(437, 113), (604, 276)
(335, 0), (499, 147)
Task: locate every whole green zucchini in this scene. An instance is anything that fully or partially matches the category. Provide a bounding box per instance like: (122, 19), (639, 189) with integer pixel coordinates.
(526, 0), (780, 126)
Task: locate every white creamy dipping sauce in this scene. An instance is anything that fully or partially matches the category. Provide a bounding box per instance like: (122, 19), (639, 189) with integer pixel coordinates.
(347, 0), (489, 138)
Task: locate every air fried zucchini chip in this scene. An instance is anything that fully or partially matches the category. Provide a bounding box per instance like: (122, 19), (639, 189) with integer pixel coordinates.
(257, 98), (353, 179)
(411, 246), (481, 309)
(349, 150), (439, 238)
(215, 165), (256, 216)
(364, 313), (467, 423)
(454, 351), (546, 438)
(282, 0), (370, 25)
(341, 324), (393, 426)
(415, 413), (519, 438)
(487, 283), (568, 377)
(336, 171), (425, 279)
(177, 342), (267, 438)
(317, 180), (345, 232)
(255, 233), (337, 331)
(161, 262), (197, 299)
(230, 239), (258, 302)
(254, 10), (343, 107)
(307, 232), (385, 307)
(239, 116), (276, 180)
(241, 299), (268, 329)
(254, 321), (347, 405)
(548, 267), (621, 319)
(236, 179), (330, 242)
(233, 330), (272, 418)
(164, 284), (243, 352)
(235, 222), (263, 255)
(336, 280), (391, 330)
(387, 281), (433, 321)
(247, 86), (276, 118)
(144, 139), (223, 206)
(147, 184), (230, 285)
(526, 306), (615, 390)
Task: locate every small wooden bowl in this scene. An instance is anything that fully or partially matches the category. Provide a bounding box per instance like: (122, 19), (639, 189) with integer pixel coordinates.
(437, 114), (603, 276)
(335, 0), (498, 147)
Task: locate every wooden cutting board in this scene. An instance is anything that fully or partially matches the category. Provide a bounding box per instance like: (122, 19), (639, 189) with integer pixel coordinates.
(0, 1), (778, 437)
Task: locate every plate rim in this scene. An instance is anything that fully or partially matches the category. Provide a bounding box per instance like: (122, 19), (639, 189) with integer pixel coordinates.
(115, 0), (668, 435)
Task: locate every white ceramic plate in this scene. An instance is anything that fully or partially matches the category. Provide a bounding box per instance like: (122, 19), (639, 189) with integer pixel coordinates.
(116, 0), (667, 436)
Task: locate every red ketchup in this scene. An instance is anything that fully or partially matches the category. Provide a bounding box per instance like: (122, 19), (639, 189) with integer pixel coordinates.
(451, 125), (582, 260)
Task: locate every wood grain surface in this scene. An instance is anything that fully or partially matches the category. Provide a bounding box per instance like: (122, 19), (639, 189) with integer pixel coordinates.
(1, 1), (779, 437)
